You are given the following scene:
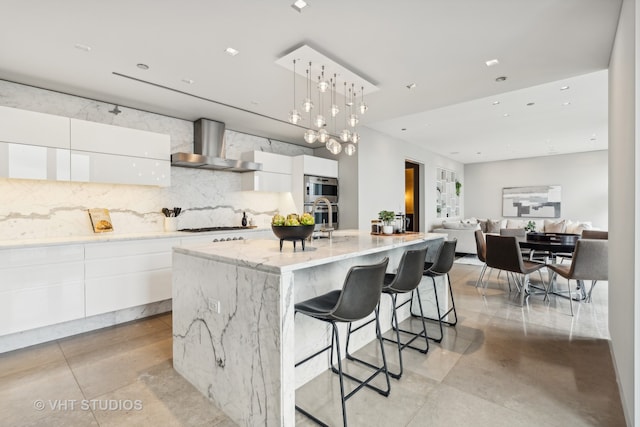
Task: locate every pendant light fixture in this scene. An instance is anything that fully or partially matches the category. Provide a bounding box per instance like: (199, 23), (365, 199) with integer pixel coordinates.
(330, 74), (340, 117)
(288, 59), (301, 125)
(348, 84), (359, 127)
(302, 62), (314, 113)
(317, 65), (330, 93)
(314, 75), (326, 128)
(303, 67), (317, 144)
(358, 86), (368, 115)
(339, 82), (351, 143)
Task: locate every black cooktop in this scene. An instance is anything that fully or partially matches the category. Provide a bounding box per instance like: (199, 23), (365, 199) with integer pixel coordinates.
(178, 226), (254, 233)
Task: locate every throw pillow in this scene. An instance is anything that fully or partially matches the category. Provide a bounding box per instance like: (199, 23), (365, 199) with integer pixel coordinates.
(462, 217), (478, 225)
(506, 219), (525, 229)
(487, 219), (501, 233)
(544, 219), (566, 233)
(478, 219), (488, 233)
(565, 220), (593, 234)
(442, 221), (462, 229)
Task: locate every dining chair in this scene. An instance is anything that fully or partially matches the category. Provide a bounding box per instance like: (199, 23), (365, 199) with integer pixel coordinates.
(546, 239), (608, 315)
(485, 235), (546, 305)
(413, 239), (458, 342)
(474, 230), (490, 288)
(582, 230), (608, 239)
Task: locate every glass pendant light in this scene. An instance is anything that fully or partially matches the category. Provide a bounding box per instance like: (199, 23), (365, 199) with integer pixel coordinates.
(317, 128), (329, 143)
(304, 128), (317, 144)
(302, 64), (314, 113)
(340, 82), (351, 142)
(288, 59), (301, 124)
(326, 138), (342, 155)
(348, 114), (359, 127)
(317, 65), (330, 93)
(344, 142), (356, 156)
(358, 86), (368, 114)
(330, 75), (340, 117)
(347, 84), (358, 127)
(314, 75), (326, 128)
(350, 132), (360, 144)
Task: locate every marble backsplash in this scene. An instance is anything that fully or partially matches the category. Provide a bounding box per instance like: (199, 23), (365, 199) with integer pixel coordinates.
(0, 80), (311, 240)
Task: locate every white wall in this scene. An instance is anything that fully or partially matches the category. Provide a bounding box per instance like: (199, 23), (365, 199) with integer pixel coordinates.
(608, 0), (638, 424)
(464, 150), (608, 229)
(353, 127), (464, 231)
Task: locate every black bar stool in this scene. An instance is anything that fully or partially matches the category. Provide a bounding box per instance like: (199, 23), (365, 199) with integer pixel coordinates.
(412, 239), (458, 342)
(294, 257), (390, 427)
(345, 246), (429, 379)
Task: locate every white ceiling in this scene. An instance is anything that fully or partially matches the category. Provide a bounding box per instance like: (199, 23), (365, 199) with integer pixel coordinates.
(0, 0), (621, 163)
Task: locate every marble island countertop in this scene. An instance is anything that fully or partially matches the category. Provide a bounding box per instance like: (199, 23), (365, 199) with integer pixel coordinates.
(0, 227), (268, 249)
(174, 229), (444, 273)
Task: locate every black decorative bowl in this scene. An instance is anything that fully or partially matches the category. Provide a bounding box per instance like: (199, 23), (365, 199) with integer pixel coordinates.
(271, 225), (315, 251)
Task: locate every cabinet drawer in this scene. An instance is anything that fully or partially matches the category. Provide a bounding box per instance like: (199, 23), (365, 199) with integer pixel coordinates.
(85, 238), (178, 259)
(85, 269), (172, 316)
(0, 261), (84, 293)
(85, 252), (171, 279)
(0, 281), (85, 335)
(0, 245), (84, 269)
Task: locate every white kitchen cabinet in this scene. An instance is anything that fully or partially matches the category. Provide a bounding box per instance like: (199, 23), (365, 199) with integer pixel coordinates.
(84, 238), (178, 316)
(0, 105), (70, 149)
(294, 155), (338, 178)
(0, 245), (85, 335)
(240, 151), (293, 192)
(70, 150), (170, 187)
(70, 119), (170, 160)
(0, 142), (70, 181)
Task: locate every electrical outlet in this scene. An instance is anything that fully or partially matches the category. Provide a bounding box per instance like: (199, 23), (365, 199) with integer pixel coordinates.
(208, 298), (221, 314)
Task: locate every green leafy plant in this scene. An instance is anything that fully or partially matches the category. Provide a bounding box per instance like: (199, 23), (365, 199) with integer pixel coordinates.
(378, 210), (396, 225)
(455, 180), (462, 197)
(525, 220), (536, 232)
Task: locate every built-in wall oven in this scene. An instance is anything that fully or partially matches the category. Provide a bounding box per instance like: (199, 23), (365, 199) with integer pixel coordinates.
(304, 175), (338, 204)
(304, 203), (339, 231)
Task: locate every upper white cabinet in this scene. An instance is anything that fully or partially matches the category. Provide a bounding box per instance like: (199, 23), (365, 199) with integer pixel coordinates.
(70, 119), (171, 187)
(240, 151), (293, 192)
(0, 105), (70, 149)
(0, 106), (71, 181)
(70, 119), (169, 160)
(0, 106), (171, 186)
(294, 155), (338, 178)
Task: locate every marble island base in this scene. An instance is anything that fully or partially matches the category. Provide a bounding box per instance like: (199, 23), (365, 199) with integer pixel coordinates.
(172, 230), (445, 426)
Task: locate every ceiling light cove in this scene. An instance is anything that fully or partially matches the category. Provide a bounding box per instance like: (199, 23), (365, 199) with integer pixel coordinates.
(485, 59), (499, 67)
(224, 47), (239, 57)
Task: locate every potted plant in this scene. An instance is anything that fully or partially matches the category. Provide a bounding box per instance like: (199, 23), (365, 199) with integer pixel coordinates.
(378, 210), (396, 234)
(525, 220), (537, 233)
(455, 180), (462, 197)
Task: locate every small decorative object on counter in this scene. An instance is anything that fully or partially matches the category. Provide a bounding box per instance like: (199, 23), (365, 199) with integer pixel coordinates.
(88, 208), (113, 233)
(162, 207), (182, 232)
(242, 212), (247, 227)
(525, 220), (536, 232)
(378, 210), (396, 235)
(271, 213), (315, 251)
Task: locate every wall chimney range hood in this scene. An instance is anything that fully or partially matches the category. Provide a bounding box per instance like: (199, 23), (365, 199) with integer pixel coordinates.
(171, 119), (263, 172)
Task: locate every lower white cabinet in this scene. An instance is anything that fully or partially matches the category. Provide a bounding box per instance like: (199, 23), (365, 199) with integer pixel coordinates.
(84, 238), (178, 316)
(0, 245), (85, 335)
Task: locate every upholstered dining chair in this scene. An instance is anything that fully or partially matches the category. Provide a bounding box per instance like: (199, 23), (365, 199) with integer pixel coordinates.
(485, 235), (546, 305)
(582, 230), (608, 240)
(474, 230), (490, 288)
(547, 239), (608, 315)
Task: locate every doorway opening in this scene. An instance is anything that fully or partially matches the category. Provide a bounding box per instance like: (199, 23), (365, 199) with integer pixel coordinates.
(405, 161), (421, 232)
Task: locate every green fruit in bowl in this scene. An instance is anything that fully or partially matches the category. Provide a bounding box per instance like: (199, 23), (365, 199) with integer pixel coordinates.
(284, 218), (300, 226)
(271, 214), (285, 226)
(300, 212), (315, 226)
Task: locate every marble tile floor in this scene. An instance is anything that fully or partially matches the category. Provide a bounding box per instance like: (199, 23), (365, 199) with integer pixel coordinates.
(0, 263), (625, 426)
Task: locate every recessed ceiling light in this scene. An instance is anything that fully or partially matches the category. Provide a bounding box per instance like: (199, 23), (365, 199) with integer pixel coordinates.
(181, 78), (194, 84)
(74, 43), (91, 52)
(450, 151), (459, 155)
(250, 100), (259, 105)
(476, 152), (482, 155)
(401, 128), (407, 131)
(503, 113), (510, 117)
(291, 0), (308, 12)
(492, 101), (500, 105)
(406, 83), (416, 90)
(560, 85), (570, 91)
(224, 47), (239, 57)
(526, 102), (535, 106)
(562, 101), (571, 106)
(485, 59), (499, 67)
(137, 63), (149, 70)
(495, 76), (507, 82)
(590, 134), (597, 141)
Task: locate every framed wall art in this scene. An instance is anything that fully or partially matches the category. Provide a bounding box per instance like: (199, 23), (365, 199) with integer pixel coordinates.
(502, 185), (561, 218)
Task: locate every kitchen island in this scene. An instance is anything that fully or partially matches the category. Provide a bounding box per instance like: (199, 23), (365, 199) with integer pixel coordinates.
(172, 230), (444, 426)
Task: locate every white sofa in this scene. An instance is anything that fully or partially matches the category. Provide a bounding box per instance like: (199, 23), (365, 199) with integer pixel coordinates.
(432, 218), (595, 255)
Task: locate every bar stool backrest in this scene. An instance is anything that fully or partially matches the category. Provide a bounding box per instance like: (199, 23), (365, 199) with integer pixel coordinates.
(569, 239), (608, 281)
(475, 230), (487, 263)
(500, 228), (526, 237)
(386, 247), (428, 293)
(331, 257), (389, 322)
(486, 235), (526, 273)
(426, 239), (457, 275)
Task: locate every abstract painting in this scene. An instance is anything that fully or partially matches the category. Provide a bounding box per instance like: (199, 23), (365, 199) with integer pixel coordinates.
(502, 185), (561, 218)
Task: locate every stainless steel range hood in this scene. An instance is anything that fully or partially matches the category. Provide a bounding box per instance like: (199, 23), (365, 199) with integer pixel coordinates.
(171, 119), (263, 172)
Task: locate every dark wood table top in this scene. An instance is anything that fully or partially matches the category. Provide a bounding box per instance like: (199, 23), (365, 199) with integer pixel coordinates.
(517, 232), (580, 254)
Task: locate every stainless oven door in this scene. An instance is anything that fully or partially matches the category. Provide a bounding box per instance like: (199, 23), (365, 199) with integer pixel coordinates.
(304, 204), (338, 230)
(304, 175), (338, 204)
